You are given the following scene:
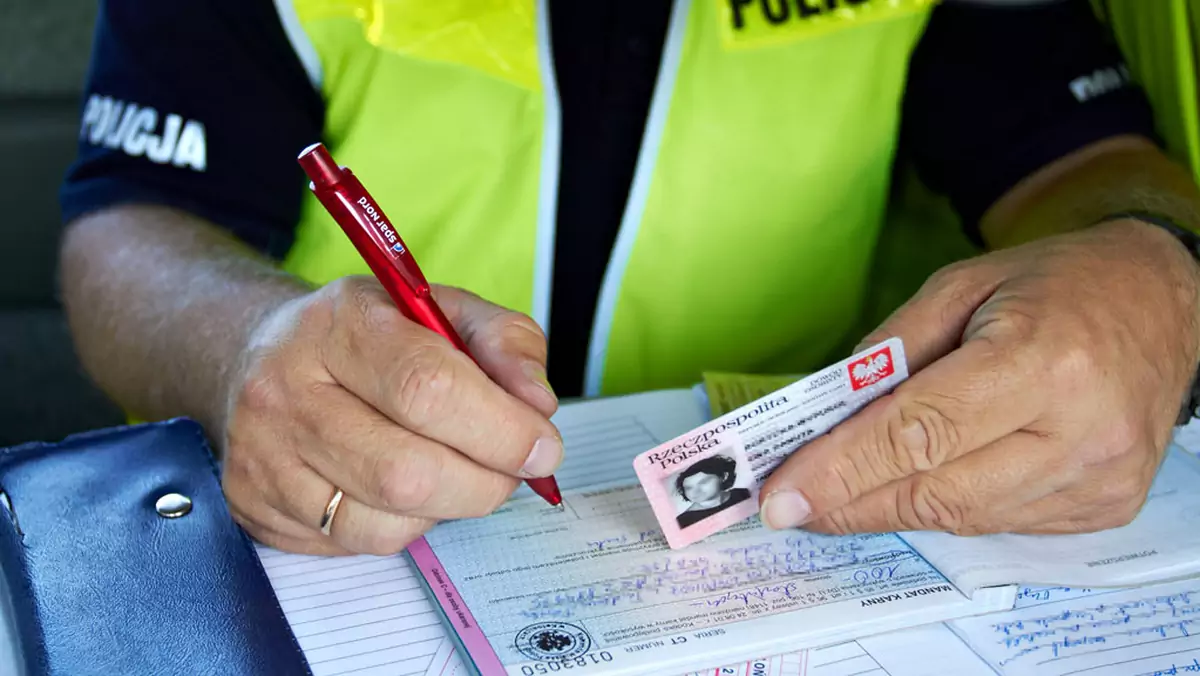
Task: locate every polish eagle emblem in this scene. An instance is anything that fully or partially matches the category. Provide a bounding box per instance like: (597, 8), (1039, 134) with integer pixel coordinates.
(848, 348), (894, 390)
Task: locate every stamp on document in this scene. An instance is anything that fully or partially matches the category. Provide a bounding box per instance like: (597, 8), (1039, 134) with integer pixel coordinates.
(514, 621), (593, 662)
(634, 339), (909, 549)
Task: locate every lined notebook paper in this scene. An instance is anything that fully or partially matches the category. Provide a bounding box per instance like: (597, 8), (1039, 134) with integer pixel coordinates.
(256, 547), (457, 676)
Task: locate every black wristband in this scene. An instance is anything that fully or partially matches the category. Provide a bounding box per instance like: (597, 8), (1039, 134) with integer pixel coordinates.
(1095, 211), (1200, 425)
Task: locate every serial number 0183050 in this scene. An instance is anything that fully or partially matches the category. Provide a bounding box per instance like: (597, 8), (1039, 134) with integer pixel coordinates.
(521, 652), (615, 674)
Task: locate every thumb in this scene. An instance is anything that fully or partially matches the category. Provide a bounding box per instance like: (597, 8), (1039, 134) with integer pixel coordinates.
(853, 261), (1006, 372)
(432, 285), (558, 418)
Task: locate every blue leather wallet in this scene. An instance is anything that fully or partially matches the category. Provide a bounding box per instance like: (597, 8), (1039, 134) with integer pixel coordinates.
(0, 418), (312, 675)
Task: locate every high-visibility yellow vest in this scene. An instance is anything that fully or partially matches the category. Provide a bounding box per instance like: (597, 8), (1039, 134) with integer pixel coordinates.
(1098, 0), (1200, 184)
(275, 0), (1198, 397)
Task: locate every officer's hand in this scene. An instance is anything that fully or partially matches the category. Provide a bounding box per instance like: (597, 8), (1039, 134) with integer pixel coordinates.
(219, 277), (561, 555)
(760, 219), (1200, 536)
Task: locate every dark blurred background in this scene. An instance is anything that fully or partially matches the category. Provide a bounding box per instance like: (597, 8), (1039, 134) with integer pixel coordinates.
(0, 1), (124, 445)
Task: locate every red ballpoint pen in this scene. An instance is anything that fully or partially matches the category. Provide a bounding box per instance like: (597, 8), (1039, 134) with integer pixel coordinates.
(297, 142), (563, 509)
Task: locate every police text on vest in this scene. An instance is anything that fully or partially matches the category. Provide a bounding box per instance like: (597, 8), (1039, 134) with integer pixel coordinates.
(728, 0), (870, 30)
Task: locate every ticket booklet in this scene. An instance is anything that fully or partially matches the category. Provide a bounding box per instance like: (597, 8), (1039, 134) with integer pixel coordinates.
(401, 348), (1200, 676)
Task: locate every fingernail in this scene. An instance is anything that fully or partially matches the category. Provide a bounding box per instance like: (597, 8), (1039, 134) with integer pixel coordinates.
(519, 436), (563, 478)
(760, 490), (812, 530)
(523, 361), (558, 403)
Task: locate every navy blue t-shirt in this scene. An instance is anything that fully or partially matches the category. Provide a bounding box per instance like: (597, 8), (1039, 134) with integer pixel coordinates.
(60, 0), (1158, 396)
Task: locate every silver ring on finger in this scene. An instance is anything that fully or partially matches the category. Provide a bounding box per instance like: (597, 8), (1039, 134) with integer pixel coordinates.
(319, 487), (345, 537)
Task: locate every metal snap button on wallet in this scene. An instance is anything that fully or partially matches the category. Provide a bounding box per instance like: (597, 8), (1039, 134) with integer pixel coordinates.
(155, 492), (192, 518)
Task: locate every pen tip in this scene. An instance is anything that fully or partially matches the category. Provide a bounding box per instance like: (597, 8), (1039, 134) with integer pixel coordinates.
(556, 503), (565, 512)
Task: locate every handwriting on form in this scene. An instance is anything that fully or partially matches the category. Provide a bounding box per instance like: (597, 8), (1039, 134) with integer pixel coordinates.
(991, 591), (1200, 667)
(695, 582), (803, 609)
(847, 563), (901, 585)
(1137, 658), (1200, 676)
(521, 534), (928, 620)
(587, 530), (663, 551)
(1015, 586), (1096, 605)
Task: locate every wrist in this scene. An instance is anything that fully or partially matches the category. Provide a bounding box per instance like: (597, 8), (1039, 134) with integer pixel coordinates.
(212, 288), (313, 450)
(1094, 211), (1200, 425)
(1095, 210), (1200, 250)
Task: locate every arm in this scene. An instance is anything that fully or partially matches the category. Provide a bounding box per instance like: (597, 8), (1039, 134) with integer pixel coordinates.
(759, 0), (1200, 536)
(58, 0), (324, 436)
(60, 0), (562, 557)
(980, 135), (1200, 248)
(898, 0), (1175, 247)
(60, 205), (309, 436)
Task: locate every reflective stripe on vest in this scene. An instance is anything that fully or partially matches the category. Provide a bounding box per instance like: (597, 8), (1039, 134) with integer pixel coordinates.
(285, 0), (559, 333)
(284, 0), (938, 396)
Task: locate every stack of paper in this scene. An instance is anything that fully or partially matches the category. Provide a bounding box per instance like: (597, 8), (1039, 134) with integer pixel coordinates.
(255, 386), (1200, 676)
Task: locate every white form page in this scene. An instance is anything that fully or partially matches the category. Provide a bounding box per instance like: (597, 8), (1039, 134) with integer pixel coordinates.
(251, 408), (1200, 676)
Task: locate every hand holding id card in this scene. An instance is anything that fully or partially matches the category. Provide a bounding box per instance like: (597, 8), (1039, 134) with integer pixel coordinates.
(634, 339), (908, 549)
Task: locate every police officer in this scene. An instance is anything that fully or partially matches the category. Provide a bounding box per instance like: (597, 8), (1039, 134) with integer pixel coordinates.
(59, 0), (1200, 555)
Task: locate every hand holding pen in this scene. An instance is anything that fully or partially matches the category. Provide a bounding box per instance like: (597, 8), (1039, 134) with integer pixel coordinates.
(214, 146), (563, 557)
(298, 143), (563, 508)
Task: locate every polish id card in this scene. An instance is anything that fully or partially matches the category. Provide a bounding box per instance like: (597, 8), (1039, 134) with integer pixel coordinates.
(634, 338), (908, 549)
